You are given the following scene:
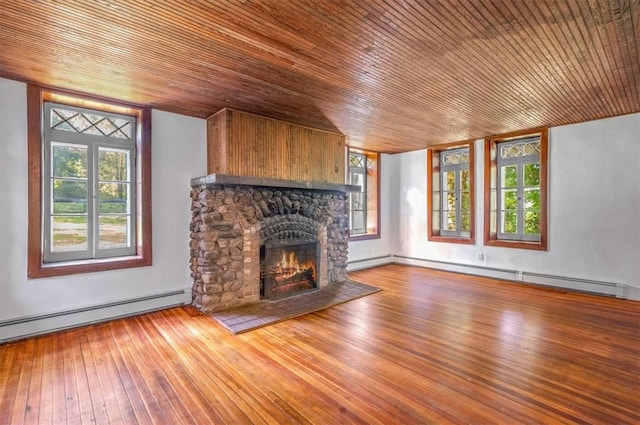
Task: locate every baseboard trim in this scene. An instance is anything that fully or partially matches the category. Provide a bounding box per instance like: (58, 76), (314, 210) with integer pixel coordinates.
(391, 255), (629, 299)
(347, 255), (393, 271)
(0, 288), (192, 343)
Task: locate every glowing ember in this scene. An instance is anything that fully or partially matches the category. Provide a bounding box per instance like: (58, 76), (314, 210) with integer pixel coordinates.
(275, 250), (313, 280)
(262, 240), (319, 300)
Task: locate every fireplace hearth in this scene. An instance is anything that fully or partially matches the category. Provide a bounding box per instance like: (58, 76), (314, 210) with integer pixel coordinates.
(261, 239), (319, 300)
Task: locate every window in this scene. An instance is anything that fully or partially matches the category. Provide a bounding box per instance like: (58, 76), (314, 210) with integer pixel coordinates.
(427, 141), (475, 244)
(28, 85), (152, 278)
(484, 128), (548, 250)
(347, 148), (380, 240)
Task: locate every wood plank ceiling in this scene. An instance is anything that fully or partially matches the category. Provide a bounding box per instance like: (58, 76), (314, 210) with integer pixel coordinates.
(0, 0), (638, 153)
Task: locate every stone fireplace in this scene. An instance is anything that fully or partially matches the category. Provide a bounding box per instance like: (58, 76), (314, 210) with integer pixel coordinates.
(190, 174), (356, 312)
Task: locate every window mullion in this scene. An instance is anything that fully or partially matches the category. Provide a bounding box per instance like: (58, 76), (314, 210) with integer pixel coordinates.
(455, 169), (461, 234)
(362, 168), (367, 233)
(440, 173), (446, 232)
(517, 162), (524, 238)
(88, 143), (97, 258)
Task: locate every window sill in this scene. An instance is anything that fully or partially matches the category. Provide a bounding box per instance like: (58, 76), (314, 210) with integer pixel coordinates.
(349, 233), (381, 242)
(429, 235), (475, 245)
(28, 255), (152, 279)
(484, 238), (547, 251)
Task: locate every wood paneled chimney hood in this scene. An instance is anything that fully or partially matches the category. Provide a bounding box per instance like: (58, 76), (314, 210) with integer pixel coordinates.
(206, 108), (346, 184)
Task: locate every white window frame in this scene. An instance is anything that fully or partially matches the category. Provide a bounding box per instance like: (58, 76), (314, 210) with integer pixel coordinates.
(427, 141), (475, 245)
(439, 148), (471, 238)
(495, 136), (541, 242)
(348, 151), (367, 235)
(42, 102), (137, 262)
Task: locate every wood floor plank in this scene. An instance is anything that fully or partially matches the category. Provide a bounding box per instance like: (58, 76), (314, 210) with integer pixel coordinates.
(5, 337), (33, 425)
(0, 264), (638, 424)
(22, 337), (44, 425)
(61, 332), (81, 425)
(85, 325), (132, 425)
(103, 322), (155, 425)
(69, 331), (99, 424)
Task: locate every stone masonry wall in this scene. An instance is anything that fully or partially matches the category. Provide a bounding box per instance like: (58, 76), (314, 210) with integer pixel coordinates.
(190, 184), (350, 312)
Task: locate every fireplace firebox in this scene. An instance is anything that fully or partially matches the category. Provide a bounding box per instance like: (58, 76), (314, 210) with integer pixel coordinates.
(261, 239), (319, 300)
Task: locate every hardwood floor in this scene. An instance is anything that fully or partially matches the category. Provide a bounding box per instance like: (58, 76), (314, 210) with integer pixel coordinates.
(1, 264), (639, 424)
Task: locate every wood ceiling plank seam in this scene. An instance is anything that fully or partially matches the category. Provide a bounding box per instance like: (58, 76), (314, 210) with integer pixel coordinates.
(340, 0), (604, 131)
(626, 0), (640, 110)
(127, 4), (420, 125)
(587, 0), (639, 113)
(137, 0), (361, 91)
(339, 0), (518, 131)
(550, 0), (613, 112)
(513, 1), (596, 124)
(190, 0), (353, 76)
(1, 0), (636, 153)
(487, 0), (596, 122)
(484, 0), (632, 123)
(362, 0), (522, 118)
(276, 1), (433, 92)
(41, 0), (350, 100)
(190, 0), (319, 53)
(284, 0), (480, 125)
(533, 0), (617, 119)
(407, 0), (545, 101)
(596, 0), (638, 111)
(605, 0), (640, 111)
(629, 0), (640, 109)
(3, 38), (278, 121)
(465, 0), (582, 125)
(1, 4), (344, 121)
(5, 0), (536, 141)
(10, 0), (640, 121)
(571, 0), (629, 114)
(402, 0), (559, 129)
(365, 0), (512, 126)
(560, 0), (625, 116)
(115, 0), (336, 85)
(0, 40), (224, 113)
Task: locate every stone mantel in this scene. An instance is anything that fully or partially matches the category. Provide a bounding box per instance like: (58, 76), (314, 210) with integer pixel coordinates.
(191, 173), (360, 193)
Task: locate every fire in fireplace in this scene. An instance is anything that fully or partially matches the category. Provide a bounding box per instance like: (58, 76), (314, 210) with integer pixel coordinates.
(261, 239), (319, 300)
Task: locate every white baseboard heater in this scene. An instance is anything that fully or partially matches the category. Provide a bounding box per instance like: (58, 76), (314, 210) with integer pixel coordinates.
(0, 289), (191, 343)
(347, 254), (629, 299)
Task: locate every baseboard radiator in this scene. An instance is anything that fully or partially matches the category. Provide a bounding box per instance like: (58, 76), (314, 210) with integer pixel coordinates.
(0, 289), (191, 343)
(348, 255), (629, 299)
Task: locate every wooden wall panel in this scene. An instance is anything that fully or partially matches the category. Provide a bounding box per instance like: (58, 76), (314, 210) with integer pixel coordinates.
(206, 109), (229, 175)
(207, 109), (345, 184)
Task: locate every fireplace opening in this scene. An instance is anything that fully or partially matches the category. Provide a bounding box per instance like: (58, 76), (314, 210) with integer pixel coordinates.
(261, 239), (319, 300)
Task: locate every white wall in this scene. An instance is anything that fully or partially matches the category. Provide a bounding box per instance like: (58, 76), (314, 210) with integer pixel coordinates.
(391, 113), (640, 297)
(347, 154), (394, 270)
(0, 78), (207, 338)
